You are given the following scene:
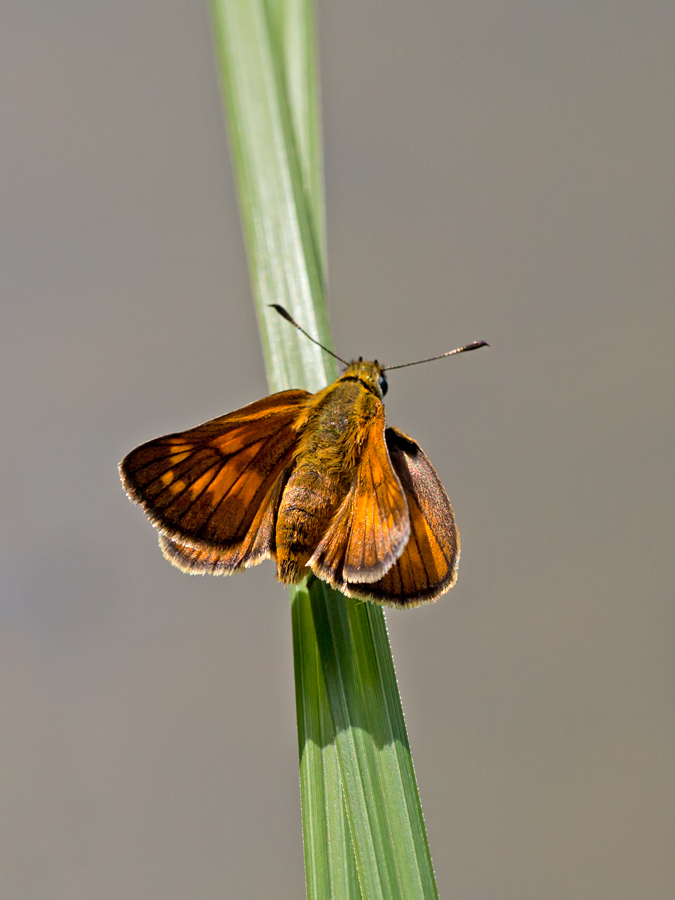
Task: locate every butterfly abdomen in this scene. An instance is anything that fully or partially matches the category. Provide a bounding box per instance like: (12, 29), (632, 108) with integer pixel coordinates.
(276, 463), (351, 583)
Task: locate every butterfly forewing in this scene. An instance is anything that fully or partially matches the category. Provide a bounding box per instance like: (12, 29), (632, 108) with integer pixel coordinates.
(343, 427), (459, 607)
(120, 390), (310, 560)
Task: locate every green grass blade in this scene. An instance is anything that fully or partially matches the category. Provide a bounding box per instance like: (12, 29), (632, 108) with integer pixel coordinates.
(293, 580), (362, 899)
(310, 582), (439, 900)
(209, 1), (354, 894)
(208, 2), (439, 897)
(209, 0), (334, 394)
(265, 0), (327, 271)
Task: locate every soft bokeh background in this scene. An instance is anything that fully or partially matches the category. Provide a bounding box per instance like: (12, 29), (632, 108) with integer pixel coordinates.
(2, 1), (673, 897)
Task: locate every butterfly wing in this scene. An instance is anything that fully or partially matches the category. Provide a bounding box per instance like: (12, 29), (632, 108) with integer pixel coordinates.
(119, 390), (310, 572)
(308, 405), (411, 588)
(343, 426), (459, 607)
(157, 463), (290, 573)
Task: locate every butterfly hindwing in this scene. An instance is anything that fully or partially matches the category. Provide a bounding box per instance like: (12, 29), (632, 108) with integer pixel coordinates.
(343, 426), (459, 607)
(309, 405), (410, 588)
(119, 390), (310, 569)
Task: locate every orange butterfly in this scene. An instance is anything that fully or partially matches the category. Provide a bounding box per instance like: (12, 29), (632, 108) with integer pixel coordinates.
(120, 306), (487, 608)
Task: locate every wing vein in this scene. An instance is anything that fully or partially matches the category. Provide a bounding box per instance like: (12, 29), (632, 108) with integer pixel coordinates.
(164, 462), (224, 523)
(148, 459), (217, 508)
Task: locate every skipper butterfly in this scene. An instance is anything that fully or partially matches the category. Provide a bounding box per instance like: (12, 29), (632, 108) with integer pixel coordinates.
(120, 306), (487, 608)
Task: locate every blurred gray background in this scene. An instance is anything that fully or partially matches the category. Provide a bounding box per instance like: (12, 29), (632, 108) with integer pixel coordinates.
(2, 1), (673, 897)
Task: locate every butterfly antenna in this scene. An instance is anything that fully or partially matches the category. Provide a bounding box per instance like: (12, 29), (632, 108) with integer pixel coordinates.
(383, 340), (489, 371)
(270, 304), (349, 365)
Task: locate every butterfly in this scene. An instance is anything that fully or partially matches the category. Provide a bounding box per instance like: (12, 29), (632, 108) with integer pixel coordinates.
(119, 306), (487, 608)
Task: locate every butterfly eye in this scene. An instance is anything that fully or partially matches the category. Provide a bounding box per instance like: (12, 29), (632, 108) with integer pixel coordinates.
(378, 374), (388, 397)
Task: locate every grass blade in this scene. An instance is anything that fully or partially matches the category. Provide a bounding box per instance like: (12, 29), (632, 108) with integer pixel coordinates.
(293, 581), (362, 899)
(208, 2), (439, 897)
(310, 582), (439, 899)
(210, 0), (334, 394)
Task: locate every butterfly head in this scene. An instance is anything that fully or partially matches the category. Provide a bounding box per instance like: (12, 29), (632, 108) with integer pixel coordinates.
(341, 358), (388, 399)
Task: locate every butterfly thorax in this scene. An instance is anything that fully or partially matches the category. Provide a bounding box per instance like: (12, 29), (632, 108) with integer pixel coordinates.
(292, 360), (384, 463)
(276, 361), (386, 583)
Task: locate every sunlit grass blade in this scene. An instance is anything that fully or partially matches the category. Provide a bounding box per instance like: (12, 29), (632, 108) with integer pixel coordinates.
(209, 0), (333, 394)
(208, 1), (439, 897)
(264, 0), (326, 267)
